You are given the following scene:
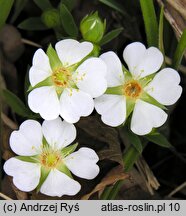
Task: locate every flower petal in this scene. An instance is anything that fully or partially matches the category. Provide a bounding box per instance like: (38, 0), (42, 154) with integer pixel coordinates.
(134, 47), (163, 79)
(55, 39), (93, 67)
(59, 88), (94, 123)
(29, 66), (52, 87)
(64, 147), (100, 180)
(40, 169), (81, 197)
(95, 94), (126, 127)
(28, 86), (60, 120)
(73, 57), (107, 97)
(4, 158), (41, 192)
(123, 42), (146, 74)
(10, 120), (42, 156)
(145, 68), (182, 105)
(42, 117), (76, 149)
(100, 51), (124, 87)
(123, 42), (163, 79)
(32, 48), (52, 72)
(131, 100), (168, 135)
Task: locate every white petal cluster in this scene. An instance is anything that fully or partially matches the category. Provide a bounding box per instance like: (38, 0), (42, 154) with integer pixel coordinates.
(95, 42), (182, 135)
(4, 40), (183, 197)
(4, 118), (99, 197)
(28, 39), (107, 123)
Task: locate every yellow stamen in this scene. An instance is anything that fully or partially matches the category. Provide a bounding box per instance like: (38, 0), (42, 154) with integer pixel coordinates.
(123, 80), (142, 99)
(40, 149), (62, 169)
(52, 67), (72, 88)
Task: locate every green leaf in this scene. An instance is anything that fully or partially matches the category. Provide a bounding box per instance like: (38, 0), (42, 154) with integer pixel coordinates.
(24, 65), (30, 101)
(10, 0), (27, 23)
(0, 0), (14, 30)
(2, 89), (33, 117)
(16, 156), (38, 163)
(126, 98), (135, 118)
(42, 136), (49, 148)
(60, 0), (77, 11)
(57, 164), (72, 178)
(158, 6), (165, 60)
(173, 29), (186, 70)
(59, 3), (78, 37)
(139, 73), (156, 87)
(141, 91), (167, 110)
(18, 17), (49, 30)
(100, 27), (123, 46)
(47, 44), (63, 70)
(105, 86), (123, 95)
(126, 129), (143, 153)
(33, 0), (52, 11)
(140, 0), (158, 47)
(61, 143), (78, 157)
(28, 76), (53, 91)
(99, 0), (127, 16)
(36, 167), (50, 192)
(145, 132), (172, 148)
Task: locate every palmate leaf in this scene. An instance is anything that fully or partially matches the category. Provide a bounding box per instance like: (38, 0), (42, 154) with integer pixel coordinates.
(100, 27), (123, 46)
(0, 0), (14, 30)
(173, 29), (186, 70)
(18, 17), (49, 30)
(140, 0), (158, 47)
(2, 89), (34, 117)
(59, 3), (78, 38)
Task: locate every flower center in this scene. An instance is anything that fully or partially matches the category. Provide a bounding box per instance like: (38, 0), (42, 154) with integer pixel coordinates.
(52, 67), (72, 88)
(123, 80), (142, 99)
(40, 149), (62, 169)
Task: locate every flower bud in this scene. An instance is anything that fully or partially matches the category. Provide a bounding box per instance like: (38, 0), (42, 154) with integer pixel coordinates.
(41, 9), (60, 28)
(80, 12), (105, 43)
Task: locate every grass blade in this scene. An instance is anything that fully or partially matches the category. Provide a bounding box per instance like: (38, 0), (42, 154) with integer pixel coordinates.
(173, 30), (186, 70)
(0, 0), (14, 30)
(140, 0), (158, 47)
(158, 6), (165, 62)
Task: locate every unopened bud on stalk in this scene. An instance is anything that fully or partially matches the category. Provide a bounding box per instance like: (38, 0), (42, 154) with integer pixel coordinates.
(80, 11), (105, 43)
(41, 9), (60, 28)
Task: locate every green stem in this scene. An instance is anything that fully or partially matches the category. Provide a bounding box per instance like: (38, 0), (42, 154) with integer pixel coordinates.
(99, 186), (113, 200)
(101, 144), (143, 200)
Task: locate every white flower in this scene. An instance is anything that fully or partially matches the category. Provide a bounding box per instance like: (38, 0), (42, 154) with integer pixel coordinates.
(95, 42), (182, 135)
(28, 39), (107, 123)
(3, 118), (99, 197)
